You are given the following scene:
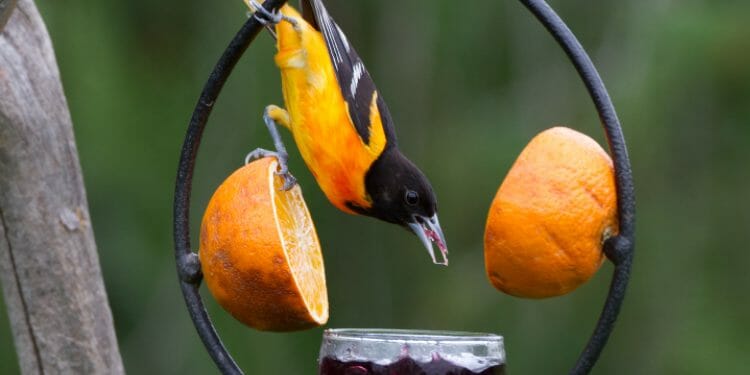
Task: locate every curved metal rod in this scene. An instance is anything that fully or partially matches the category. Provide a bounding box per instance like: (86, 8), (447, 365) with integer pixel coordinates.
(173, 1), (288, 374)
(518, 1), (636, 374)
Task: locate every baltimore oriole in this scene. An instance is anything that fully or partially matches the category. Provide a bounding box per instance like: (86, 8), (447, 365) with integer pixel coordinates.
(244, 0), (448, 265)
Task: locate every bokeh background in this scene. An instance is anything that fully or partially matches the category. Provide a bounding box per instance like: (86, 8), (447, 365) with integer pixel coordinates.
(2, 0), (749, 373)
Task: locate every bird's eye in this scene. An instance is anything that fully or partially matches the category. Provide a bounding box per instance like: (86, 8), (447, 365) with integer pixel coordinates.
(405, 190), (419, 206)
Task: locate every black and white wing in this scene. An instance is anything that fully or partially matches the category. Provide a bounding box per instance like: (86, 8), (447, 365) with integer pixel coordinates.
(302, 0), (396, 145)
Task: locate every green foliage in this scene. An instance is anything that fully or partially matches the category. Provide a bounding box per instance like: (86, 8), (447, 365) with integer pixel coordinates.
(2, 0), (749, 373)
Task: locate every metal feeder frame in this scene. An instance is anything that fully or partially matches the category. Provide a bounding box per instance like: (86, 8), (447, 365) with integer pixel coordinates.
(173, 1), (636, 374)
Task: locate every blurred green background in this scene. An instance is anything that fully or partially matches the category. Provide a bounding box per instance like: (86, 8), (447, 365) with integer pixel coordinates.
(2, 0), (749, 373)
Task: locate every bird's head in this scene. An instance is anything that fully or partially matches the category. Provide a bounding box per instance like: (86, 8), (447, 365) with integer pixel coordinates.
(353, 147), (448, 265)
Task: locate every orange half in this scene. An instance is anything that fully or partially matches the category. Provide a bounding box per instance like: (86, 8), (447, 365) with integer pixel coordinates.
(200, 157), (328, 331)
(484, 127), (618, 298)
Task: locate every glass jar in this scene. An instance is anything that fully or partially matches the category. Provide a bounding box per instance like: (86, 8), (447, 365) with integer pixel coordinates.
(318, 329), (506, 375)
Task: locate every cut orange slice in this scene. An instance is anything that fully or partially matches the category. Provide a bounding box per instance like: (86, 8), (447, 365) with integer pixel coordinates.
(199, 157), (328, 331)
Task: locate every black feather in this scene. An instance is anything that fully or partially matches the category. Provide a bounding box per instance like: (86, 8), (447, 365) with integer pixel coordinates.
(300, 0), (318, 29)
(301, 0), (396, 145)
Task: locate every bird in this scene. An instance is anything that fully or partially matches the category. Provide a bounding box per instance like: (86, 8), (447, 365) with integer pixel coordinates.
(243, 0), (448, 265)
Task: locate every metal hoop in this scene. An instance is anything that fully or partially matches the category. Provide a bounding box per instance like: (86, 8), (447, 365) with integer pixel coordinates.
(518, 1), (636, 373)
(173, 1), (289, 374)
(173, 1), (635, 374)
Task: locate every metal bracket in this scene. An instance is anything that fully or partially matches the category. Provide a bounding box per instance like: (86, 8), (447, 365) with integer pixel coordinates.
(173, 1), (635, 374)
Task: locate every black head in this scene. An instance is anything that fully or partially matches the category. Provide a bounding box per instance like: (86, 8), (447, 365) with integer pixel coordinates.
(361, 148), (436, 224)
(349, 147), (448, 265)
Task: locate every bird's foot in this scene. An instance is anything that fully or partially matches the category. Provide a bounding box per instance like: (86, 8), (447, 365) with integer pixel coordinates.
(244, 148), (297, 191)
(248, 1), (298, 27)
(248, 0), (281, 25)
(245, 148), (279, 165)
(274, 152), (297, 191)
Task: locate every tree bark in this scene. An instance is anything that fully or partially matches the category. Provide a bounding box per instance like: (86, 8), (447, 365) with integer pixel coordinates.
(0, 0), (124, 373)
(0, 0), (16, 31)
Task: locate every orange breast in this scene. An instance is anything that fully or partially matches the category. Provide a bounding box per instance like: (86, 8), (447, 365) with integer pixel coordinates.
(273, 5), (387, 214)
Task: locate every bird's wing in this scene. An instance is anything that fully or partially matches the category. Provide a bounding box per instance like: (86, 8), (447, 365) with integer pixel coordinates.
(302, 0), (395, 145)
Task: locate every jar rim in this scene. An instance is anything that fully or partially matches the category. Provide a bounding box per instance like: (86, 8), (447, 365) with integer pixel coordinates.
(323, 328), (504, 344)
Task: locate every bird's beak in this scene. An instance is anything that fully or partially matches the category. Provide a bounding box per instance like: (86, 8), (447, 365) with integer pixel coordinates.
(407, 214), (449, 266)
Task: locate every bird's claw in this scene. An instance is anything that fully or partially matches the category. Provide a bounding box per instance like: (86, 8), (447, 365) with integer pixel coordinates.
(244, 148), (279, 165)
(248, 0), (298, 27)
(277, 171), (297, 191)
(249, 0), (282, 25)
(245, 149), (297, 190)
(274, 153), (297, 191)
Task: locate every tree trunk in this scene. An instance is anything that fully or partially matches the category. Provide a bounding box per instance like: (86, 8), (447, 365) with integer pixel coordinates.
(0, 0), (124, 373)
(0, 0), (16, 31)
